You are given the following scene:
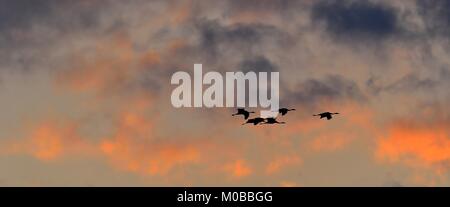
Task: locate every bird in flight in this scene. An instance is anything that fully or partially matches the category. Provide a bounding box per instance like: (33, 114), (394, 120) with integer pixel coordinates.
(263, 117), (285, 124)
(232, 108), (340, 125)
(232, 108), (255, 120)
(313, 112), (340, 120)
(242, 117), (265, 125)
(277, 108), (296, 116)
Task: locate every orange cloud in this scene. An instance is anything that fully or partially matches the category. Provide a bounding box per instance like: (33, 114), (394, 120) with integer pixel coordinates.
(139, 50), (161, 67)
(100, 138), (201, 176)
(265, 155), (302, 175)
(376, 119), (450, 171)
(225, 159), (252, 178)
(29, 123), (65, 160)
(309, 132), (355, 152)
(98, 98), (205, 176)
(170, 0), (193, 25)
(3, 92), (226, 179)
(4, 120), (95, 161)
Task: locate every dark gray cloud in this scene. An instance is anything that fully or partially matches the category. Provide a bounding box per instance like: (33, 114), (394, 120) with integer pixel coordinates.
(239, 56), (277, 73)
(227, 0), (293, 12)
(0, 0), (110, 73)
(226, 0), (301, 19)
(311, 0), (398, 41)
(0, 0), (104, 45)
(283, 75), (366, 106)
(195, 19), (285, 61)
(417, 0), (450, 36)
(0, 0), (54, 30)
(367, 68), (450, 95)
(0, 0), (103, 33)
(0, 0), (54, 50)
(385, 74), (437, 92)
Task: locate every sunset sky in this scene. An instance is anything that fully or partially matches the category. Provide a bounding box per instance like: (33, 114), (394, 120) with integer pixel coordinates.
(0, 0), (449, 186)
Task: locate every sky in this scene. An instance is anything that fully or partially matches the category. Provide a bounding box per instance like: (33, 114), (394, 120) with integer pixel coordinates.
(0, 0), (449, 186)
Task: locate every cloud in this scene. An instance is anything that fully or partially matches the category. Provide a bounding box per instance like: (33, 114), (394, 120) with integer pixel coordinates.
(417, 0), (450, 36)
(97, 100), (205, 176)
(195, 19), (287, 62)
(384, 74), (437, 92)
(367, 67), (450, 97)
(1, 0), (450, 186)
(0, 1), (104, 48)
(55, 32), (164, 96)
(376, 118), (450, 173)
(265, 155), (302, 175)
(57, 33), (136, 92)
(239, 56), (278, 73)
(227, 0), (295, 13)
(2, 120), (95, 161)
(0, 0), (53, 31)
(100, 138), (202, 176)
(309, 132), (355, 152)
(284, 75), (366, 107)
(224, 159), (252, 178)
(311, 0), (398, 41)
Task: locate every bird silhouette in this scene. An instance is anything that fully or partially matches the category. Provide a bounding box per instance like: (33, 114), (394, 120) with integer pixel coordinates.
(263, 117), (285, 124)
(242, 117), (265, 125)
(313, 112), (339, 120)
(232, 108), (255, 120)
(277, 108), (296, 116)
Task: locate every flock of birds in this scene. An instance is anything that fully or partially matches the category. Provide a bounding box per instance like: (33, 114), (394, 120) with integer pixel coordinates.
(232, 108), (340, 125)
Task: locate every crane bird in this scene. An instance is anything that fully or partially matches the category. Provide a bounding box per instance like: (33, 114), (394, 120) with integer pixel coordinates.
(232, 108), (255, 120)
(263, 117), (285, 124)
(313, 112), (339, 120)
(242, 117), (265, 125)
(277, 108), (296, 116)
